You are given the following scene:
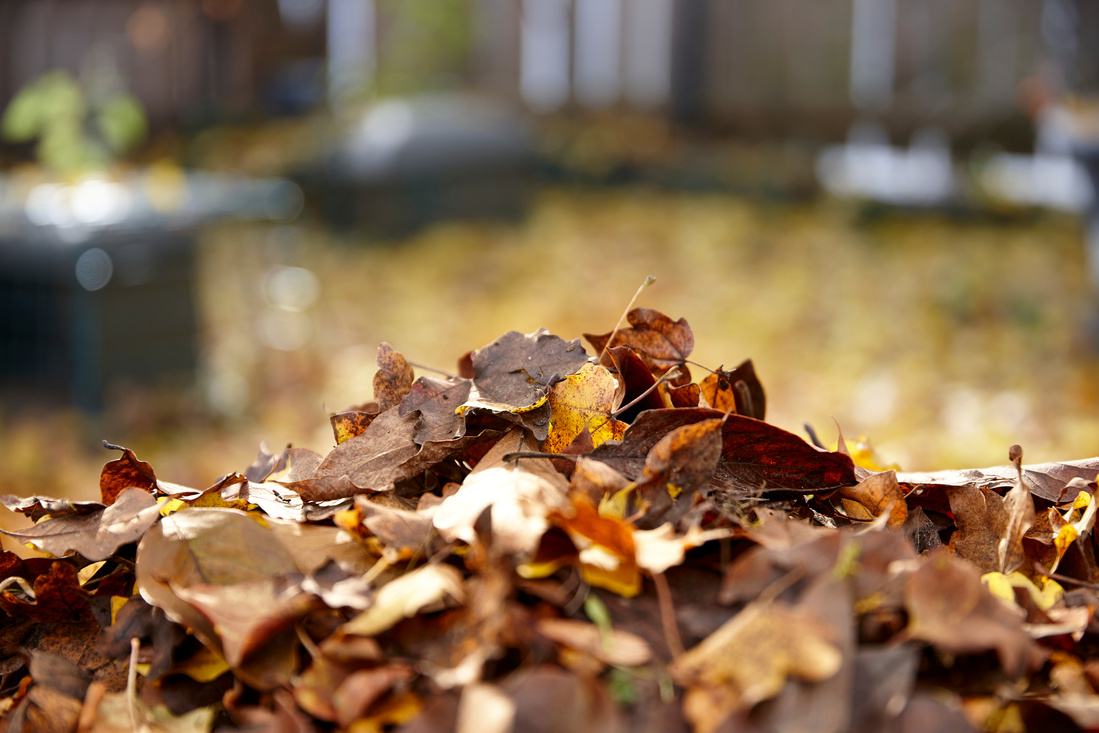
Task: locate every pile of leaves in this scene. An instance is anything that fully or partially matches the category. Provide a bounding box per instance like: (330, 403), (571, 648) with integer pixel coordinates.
(4, 307), (1099, 732)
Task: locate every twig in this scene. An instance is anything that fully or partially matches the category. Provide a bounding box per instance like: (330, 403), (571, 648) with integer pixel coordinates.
(611, 365), (682, 418)
(502, 451), (580, 463)
(406, 360), (458, 380)
(1034, 563), (1099, 591)
(127, 638), (141, 732)
(597, 275), (656, 364)
(652, 572), (684, 658)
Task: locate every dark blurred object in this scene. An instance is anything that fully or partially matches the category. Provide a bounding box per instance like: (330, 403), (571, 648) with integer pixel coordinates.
(0, 170), (304, 412)
(308, 93), (537, 237)
(0, 225), (197, 413)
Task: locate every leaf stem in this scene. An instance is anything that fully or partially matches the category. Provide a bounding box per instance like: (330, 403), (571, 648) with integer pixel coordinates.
(406, 360), (458, 380)
(611, 365), (681, 418)
(597, 275), (656, 364)
(652, 572), (684, 657)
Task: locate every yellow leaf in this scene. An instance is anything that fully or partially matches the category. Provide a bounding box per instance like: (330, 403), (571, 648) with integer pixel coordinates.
(982, 571), (1064, 612)
(543, 362), (628, 454)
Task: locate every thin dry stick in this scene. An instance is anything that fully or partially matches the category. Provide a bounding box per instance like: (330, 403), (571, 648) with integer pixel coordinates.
(610, 364), (683, 418)
(127, 638), (142, 732)
(406, 359), (458, 380)
(597, 275), (656, 364)
(1035, 563), (1099, 591)
(652, 572), (684, 658)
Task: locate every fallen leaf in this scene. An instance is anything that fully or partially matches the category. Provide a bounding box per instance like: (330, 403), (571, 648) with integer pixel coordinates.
(837, 470), (907, 528)
(536, 617), (653, 667)
(433, 430), (569, 558)
(636, 418), (723, 526)
(338, 564), (466, 637)
(399, 375), (472, 443)
(330, 406), (381, 445)
(543, 362), (628, 454)
(591, 408), (856, 494)
(466, 328), (590, 412)
(373, 342), (415, 411)
(904, 549), (1035, 676)
(699, 359), (766, 420)
(0, 488), (160, 561)
(243, 443), (290, 483)
(899, 457), (1099, 503)
(99, 444), (157, 506)
(585, 308), (694, 377)
(606, 345), (665, 423)
(670, 600), (843, 727)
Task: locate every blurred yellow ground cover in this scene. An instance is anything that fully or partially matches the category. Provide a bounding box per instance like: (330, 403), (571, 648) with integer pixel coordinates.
(2, 189), (1097, 524)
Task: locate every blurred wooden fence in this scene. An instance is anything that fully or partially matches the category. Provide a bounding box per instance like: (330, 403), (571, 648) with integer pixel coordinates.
(473, 0), (1054, 143)
(0, 0), (1086, 144)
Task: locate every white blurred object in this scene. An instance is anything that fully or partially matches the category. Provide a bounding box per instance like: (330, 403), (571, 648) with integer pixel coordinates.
(974, 152), (1092, 212)
(816, 122), (956, 206)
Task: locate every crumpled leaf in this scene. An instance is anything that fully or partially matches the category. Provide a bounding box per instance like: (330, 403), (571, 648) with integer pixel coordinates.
(1000, 446), (1036, 575)
(243, 443), (290, 483)
(465, 328), (590, 412)
(433, 430), (569, 558)
(550, 493), (641, 596)
(837, 470), (907, 528)
(373, 342), (415, 411)
(99, 443), (157, 505)
(0, 488), (160, 561)
(699, 359), (766, 420)
(635, 417), (723, 526)
(542, 362), (627, 454)
(585, 307), (694, 377)
(135, 509), (342, 689)
(591, 408), (856, 494)
(899, 457), (1099, 503)
(306, 407), (500, 495)
(399, 375), (472, 443)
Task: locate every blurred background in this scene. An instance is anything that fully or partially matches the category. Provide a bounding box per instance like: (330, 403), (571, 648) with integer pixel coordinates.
(2, 0), (1099, 506)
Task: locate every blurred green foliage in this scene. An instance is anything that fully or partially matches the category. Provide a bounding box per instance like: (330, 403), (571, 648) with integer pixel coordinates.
(375, 0), (473, 95)
(1, 69), (147, 173)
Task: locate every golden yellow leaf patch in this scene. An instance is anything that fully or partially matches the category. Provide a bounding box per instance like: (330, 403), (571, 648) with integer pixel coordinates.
(543, 362), (627, 454)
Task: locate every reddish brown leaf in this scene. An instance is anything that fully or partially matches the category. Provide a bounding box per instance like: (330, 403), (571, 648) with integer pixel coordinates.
(374, 342), (415, 411)
(947, 485), (1011, 575)
(664, 381), (700, 408)
(607, 345), (664, 422)
(591, 408), (856, 494)
(637, 418), (723, 527)
(0, 561), (93, 624)
(585, 308), (694, 376)
(99, 443), (157, 505)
